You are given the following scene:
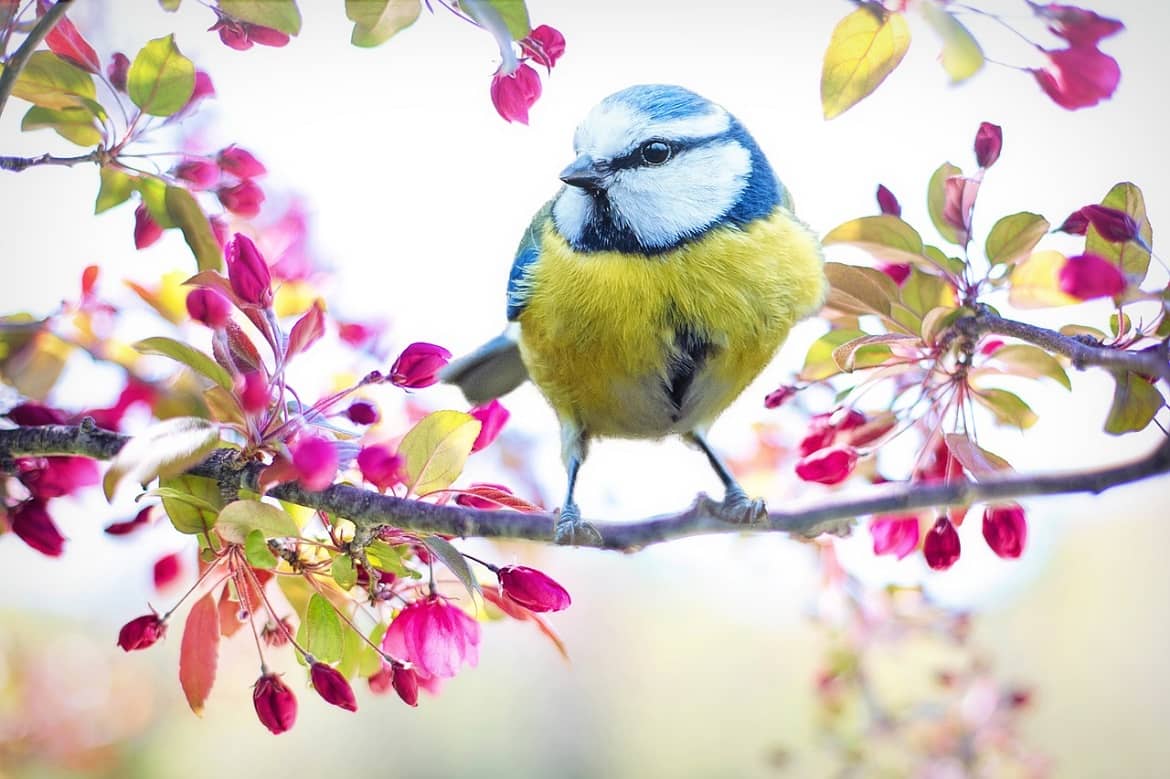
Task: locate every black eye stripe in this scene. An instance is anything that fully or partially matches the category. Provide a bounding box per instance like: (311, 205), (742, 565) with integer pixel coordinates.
(605, 135), (720, 171)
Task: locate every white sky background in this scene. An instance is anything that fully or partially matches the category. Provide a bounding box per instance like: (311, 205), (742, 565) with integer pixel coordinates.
(1, 0), (1169, 613)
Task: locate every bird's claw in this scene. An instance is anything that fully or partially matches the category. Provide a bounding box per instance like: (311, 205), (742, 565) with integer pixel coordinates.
(554, 504), (602, 546)
(708, 486), (767, 526)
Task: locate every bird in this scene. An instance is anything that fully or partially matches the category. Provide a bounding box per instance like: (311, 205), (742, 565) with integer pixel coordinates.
(442, 84), (826, 544)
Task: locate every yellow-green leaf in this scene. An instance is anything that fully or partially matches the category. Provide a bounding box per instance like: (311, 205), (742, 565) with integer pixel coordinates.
(801, 328), (867, 381)
(346, 0), (421, 46)
(103, 417), (221, 499)
(422, 535), (481, 599)
(464, 0), (530, 40)
(134, 336), (233, 389)
(1086, 182), (1153, 280)
(298, 594), (343, 663)
(927, 162), (963, 245)
(20, 104), (101, 146)
(1008, 250), (1079, 309)
(974, 388), (1037, 430)
(821, 6), (911, 119)
(218, 0), (302, 35)
(244, 528), (278, 569)
(399, 410), (481, 497)
(985, 212), (1049, 267)
(831, 333), (918, 373)
(135, 175), (175, 228)
(158, 475), (222, 534)
(331, 554), (357, 590)
(919, 3), (984, 83)
(96, 166), (134, 213)
(128, 35), (195, 117)
(9, 51), (95, 110)
(822, 215), (927, 266)
(1104, 371), (1163, 435)
(987, 344), (1071, 390)
(823, 262), (900, 319)
(165, 186), (223, 272)
(216, 500), (299, 544)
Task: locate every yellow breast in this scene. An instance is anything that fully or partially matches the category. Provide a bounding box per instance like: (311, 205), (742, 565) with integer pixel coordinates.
(517, 207), (826, 438)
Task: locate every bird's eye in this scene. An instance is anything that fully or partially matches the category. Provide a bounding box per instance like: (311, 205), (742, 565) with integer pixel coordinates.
(640, 141), (672, 166)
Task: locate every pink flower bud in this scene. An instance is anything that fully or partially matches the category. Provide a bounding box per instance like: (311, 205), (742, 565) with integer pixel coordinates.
(973, 121), (1002, 169)
(982, 503), (1027, 559)
(923, 516), (961, 570)
(246, 23), (291, 48)
(877, 261), (911, 285)
(392, 664), (419, 707)
(389, 342), (451, 389)
(1058, 253), (1125, 300)
(310, 662), (358, 712)
(345, 401), (379, 425)
(153, 552), (183, 590)
(490, 63), (542, 125)
(832, 408), (867, 431)
(253, 673), (297, 734)
(186, 288), (232, 328)
(798, 419), (836, 457)
(942, 175), (979, 243)
(1057, 209), (1090, 235)
(117, 612), (167, 651)
(1031, 46), (1120, 111)
(225, 233), (273, 306)
(212, 17), (252, 50)
(181, 70), (215, 114)
(217, 145), (267, 179)
(764, 385), (797, 409)
(795, 446), (859, 485)
(469, 399), (509, 452)
(870, 515), (920, 559)
(498, 565), (571, 612)
(6, 401), (66, 426)
(876, 184), (901, 217)
(217, 179), (265, 218)
(520, 24), (566, 70)
(357, 445), (402, 491)
(105, 506), (154, 536)
(107, 52), (129, 92)
(19, 455), (98, 499)
(209, 215), (229, 248)
(174, 158), (220, 189)
(979, 338), (1004, 356)
(237, 371), (270, 414)
(1081, 204), (1140, 243)
(291, 436), (338, 492)
(134, 204), (163, 249)
(10, 500), (65, 556)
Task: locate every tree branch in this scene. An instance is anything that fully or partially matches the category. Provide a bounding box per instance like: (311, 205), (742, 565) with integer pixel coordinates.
(2, 420), (1168, 552)
(0, 149), (101, 172)
(0, 0), (73, 119)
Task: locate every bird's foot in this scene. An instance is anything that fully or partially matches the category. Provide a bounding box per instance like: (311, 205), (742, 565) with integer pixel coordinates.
(554, 503), (602, 546)
(707, 486), (767, 526)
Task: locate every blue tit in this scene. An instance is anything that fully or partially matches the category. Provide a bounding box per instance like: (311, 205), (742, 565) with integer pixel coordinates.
(442, 84), (826, 544)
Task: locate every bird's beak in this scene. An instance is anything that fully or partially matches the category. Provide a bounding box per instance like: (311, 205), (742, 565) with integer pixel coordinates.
(559, 154), (607, 190)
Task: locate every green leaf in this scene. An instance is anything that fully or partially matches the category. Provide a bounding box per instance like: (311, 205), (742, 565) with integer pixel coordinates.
(160, 0), (182, 10)
(20, 104), (101, 146)
(823, 262), (900, 319)
(158, 475), (222, 534)
(366, 541), (415, 578)
(244, 529), (278, 569)
(1008, 250), (1079, 309)
(421, 535), (481, 599)
(336, 618), (365, 679)
(128, 35), (195, 117)
(822, 215), (926, 266)
(987, 344), (1071, 390)
(9, 51), (96, 110)
(347, 0), (422, 46)
(899, 268), (952, 318)
(134, 175), (175, 228)
(103, 417), (221, 499)
(298, 594), (343, 664)
(831, 333), (918, 372)
(974, 388), (1038, 430)
(985, 212), (1049, 267)
(1085, 182), (1153, 281)
(480, 0), (531, 39)
(801, 328), (867, 381)
(218, 0), (302, 35)
(927, 162), (963, 245)
(331, 554), (357, 590)
(216, 500), (299, 544)
(919, 3), (984, 83)
(1104, 371), (1163, 434)
(399, 410), (481, 497)
(821, 6), (911, 119)
(133, 336), (234, 390)
(165, 186), (223, 272)
(96, 166), (134, 213)
(358, 624), (387, 677)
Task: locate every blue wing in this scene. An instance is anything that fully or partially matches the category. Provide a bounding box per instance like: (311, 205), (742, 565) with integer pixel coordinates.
(506, 200), (553, 321)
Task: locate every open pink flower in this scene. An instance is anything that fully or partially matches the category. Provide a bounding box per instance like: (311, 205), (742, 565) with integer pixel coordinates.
(870, 515), (920, 560)
(381, 597), (480, 680)
(1032, 45), (1120, 110)
(490, 63), (542, 124)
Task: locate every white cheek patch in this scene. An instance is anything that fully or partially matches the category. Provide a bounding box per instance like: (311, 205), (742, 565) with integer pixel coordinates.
(609, 140), (751, 249)
(552, 187), (595, 247)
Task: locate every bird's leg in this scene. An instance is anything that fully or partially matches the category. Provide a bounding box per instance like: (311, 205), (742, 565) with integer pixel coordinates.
(686, 431), (767, 525)
(554, 426), (602, 546)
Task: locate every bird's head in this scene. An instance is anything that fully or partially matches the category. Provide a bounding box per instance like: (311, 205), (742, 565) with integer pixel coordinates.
(552, 84), (783, 255)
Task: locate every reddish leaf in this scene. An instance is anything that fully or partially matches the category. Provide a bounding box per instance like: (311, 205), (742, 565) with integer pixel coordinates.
(44, 12), (102, 74)
(453, 483), (543, 512)
(179, 593), (220, 715)
(286, 299), (325, 359)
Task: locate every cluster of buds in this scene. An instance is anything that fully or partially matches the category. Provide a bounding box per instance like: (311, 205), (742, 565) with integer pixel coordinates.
(1054, 203), (1145, 300)
(793, 408), (893, 486)
(488, 24), (566, 124)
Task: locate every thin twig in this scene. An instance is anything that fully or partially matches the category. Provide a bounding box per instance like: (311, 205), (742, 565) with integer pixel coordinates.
(0, 0), (72, 119)
(1, 149), (101, 172)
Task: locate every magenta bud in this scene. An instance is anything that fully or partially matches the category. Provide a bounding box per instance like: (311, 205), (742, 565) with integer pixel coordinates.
(357, 445), (402, 491)
(1031, 46), (1120, 110)
(870, 514), (920, 559)
(174, 158), (220, 189)
(923, 516), (961, 570)
(973, 121), (1002, 169)
(498, 565), (571, 612)
(186, 288), (232, 328)
(877, 261), (911, 285)
(10, 500), (65, 556)
(225, 233), (273, 306)
(392, 664), (419, 707)
(345, 401), (379, 425)
(1081, 204), (1141, 243)
(982, 503), (1027, 559)
(153, 552), (183, 590)
(310, 662), (358, 712)
(107, 51), (130, 92)
(209, 215), (229, 248)
(763, 385), (797, 409)
(253, 673), (297, 734)
(490, 63), (542, 125)
(1058, 253), (1125, 300)
(238, 371), (270, 414)
(117, 612), (167, 651)
(1057, 209), (1090, 235)
(217, 144), (267, 179)
(6, 402), (67, 426)
(795, 445), (858, 485)
(134, 204), (163, 250)
(389, 342), (452, 389)
(291, 436), (338, 492)
(875, 184), (901, 217)
(519, 24), (566, 70)
(213, 18), (253, 50)
(246, 23), (291, 48)
(469, 400), (509, 452)
(217, 179), (265, 218)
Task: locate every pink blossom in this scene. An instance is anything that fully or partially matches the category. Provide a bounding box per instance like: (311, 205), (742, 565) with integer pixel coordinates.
(107, 52), (129, 92)
(469, 399), (509, 452)
(10, 500), (65, 556)
(105, 506), (154, 536)
(217, 179), (265, 218)
(876, 184), (901, 217)
(923, 516), (961, 570)
(345, 401), (379, 425)
(186, 288), (232, 328)
(878, 262), (911, 285)
(253, 673), (297, 734)
(19, 456), (98, 499)
(134, 204), (163, 249)
(217, 145), (266, 179)
(5, 402), (66, 426)
(490, 63), (542, 124)
(795, 446), (859, 485)
(381, 597), (480, 680)
(291, 436), (338, 491)
(225, 233), (273, 306)
(389, 342), (451, 389)
(238, 371), (270, 414)
(497, 565), (571, 612)
(117, 612), (167, 651)
(974, 121), (1002, 169)
(1058, 253), (1125, 299)
(870, 515), (920, 559)
(1032, 46), (1120, 110)
(982, 504), (1027, 559)
(357, 445), (402, 491)
(1080, 204), (1141, 243)
(1032, 3), (1124, 47)
(1057, 209), (1090, 235)
(520, 24), (565, 70)
(174, 158), (220, 189)
(764, 385), (798, 409)
(153, 552), (183, 590)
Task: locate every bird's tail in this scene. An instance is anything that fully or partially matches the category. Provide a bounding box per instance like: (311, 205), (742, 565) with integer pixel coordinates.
(439, 326), (529, 406)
